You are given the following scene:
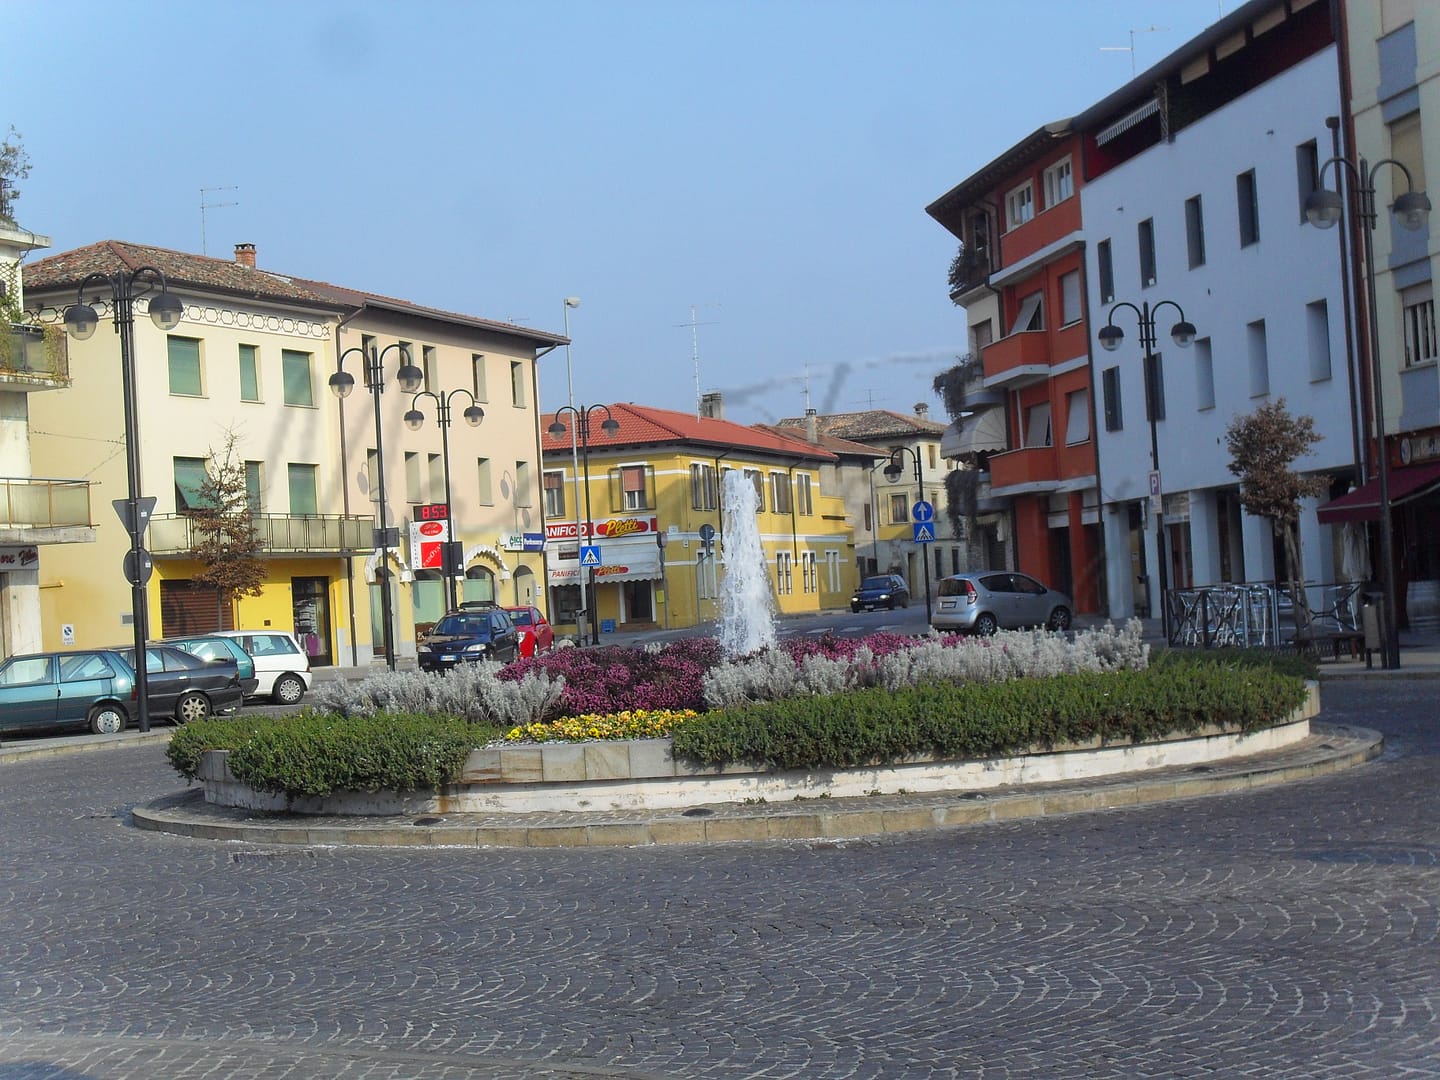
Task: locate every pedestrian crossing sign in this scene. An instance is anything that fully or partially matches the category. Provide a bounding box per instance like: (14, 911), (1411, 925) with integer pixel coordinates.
(580, 545), (602, 567)
(912, 522), (935, 543)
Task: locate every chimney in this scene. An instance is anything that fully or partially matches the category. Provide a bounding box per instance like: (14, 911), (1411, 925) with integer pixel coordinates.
(914, 402), (929, 420)
(234, 242), (256, 268)
(699, 391), (724, 420)
(805, 407), (818, 443)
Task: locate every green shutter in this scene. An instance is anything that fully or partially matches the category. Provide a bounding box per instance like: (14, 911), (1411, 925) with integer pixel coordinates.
(239, 344), (260, 401)
(167, 337), (202, 396)
(288, 464), (318, 515)
(173, 456), (209, 512)
(282, 350), (313, 406)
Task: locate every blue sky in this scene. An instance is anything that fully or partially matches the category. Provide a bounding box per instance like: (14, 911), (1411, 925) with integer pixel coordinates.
(9, 0), (1232, 426)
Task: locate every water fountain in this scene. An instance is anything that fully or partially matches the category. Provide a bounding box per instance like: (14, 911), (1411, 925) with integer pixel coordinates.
(717, 469), (777, 656)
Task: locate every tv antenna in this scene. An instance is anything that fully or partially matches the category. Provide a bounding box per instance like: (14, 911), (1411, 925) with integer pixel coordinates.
(1100, 25), (1168, 75)
(676, 303), (720, 417)
(200, 186), (239, 256)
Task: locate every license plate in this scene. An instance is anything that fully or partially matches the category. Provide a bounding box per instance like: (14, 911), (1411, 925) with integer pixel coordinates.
(440, 654), (456, 662)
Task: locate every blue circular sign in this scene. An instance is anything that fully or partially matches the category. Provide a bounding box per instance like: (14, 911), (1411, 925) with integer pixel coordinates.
(698, 523), (716, 541)
(912, 500), (935, 523)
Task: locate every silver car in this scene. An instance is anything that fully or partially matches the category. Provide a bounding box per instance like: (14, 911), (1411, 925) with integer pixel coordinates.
(931, 571), (1072, 635)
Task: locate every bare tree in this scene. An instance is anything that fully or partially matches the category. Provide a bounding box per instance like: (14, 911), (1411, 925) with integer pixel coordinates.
(0, 126), (32, 221)
(188, 431), (266, 626)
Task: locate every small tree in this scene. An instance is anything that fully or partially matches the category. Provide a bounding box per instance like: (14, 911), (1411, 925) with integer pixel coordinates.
(1224, 398), (1328, 638)
(0, 126), (32, 221)
(932, 355), (985, 567)
(188, 432), (266, 626)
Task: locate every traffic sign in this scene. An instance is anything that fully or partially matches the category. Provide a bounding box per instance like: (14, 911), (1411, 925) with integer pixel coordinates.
(579, 545), (602, 567)
(122, 548), (153, 586)
(112, 496), (158, 538)
(912, 522), (936, 543)
(698, 523), (715, 542)
(1148, 470), (1161, 497)
(912, 500), (935, 523)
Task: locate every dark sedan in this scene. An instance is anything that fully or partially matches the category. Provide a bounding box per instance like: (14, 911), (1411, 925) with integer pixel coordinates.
(119, 645), (244, 723)
(850, 573), (911, 612)
(417, 609), (520, 672)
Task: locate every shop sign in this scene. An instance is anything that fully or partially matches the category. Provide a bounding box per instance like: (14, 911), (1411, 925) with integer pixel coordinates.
(545, 517), (658, 542)
(0, 545), (39, 570)
(500, 532), (545, 552)
(1400, 433), (1440, 465)
(1162, 492), (1191, 523)
(409, 519), (452, 569)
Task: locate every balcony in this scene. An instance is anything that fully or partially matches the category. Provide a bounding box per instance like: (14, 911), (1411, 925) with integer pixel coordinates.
(0, 477), (95, 545)
(149, 513), (377, 556)
(982, 331), (1052, 389)
(988, 445), (1060, 494)
(0, 324), (70, 389)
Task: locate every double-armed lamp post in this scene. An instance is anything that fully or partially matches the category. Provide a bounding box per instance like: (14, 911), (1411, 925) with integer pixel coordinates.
(547, 403), (618, 646)
(1304, 154), (1430, 671)
(63, 269), (185, 733)
(882, 444), (934, 625)
(405, 388), (484, 612)
(328, 343), (423, 670)
(1098, 300), (1197, 644)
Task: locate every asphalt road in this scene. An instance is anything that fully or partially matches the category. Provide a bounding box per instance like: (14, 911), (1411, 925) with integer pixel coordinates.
(1, 678), (1436, 1079)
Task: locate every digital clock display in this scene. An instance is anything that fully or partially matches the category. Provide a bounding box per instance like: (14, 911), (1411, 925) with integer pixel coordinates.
(417, 503), (449, 522)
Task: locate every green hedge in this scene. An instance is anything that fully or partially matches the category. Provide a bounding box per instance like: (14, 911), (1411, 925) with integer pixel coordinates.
(168, 710), (505, 798)
(671, 662), (1309, 771)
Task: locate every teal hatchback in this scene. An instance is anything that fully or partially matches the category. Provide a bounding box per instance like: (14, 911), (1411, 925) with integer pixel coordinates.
(0, 649), (138, 736)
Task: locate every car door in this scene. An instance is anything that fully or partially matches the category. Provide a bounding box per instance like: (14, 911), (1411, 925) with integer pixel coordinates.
(490, 610), (518, 661)
(0, 655), (59, 731)
(1010, 574), (1050, 626)
(56, 652), (124, 726)
(977, 573), (1016, 626)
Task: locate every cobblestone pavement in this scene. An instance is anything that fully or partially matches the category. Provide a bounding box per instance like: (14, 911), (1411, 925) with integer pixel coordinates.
(1, 680), (1437, 1079)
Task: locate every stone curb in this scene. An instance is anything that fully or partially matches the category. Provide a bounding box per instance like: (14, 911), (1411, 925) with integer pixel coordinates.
(0, 728), (173, 764)
(130, 721), (1382, 849)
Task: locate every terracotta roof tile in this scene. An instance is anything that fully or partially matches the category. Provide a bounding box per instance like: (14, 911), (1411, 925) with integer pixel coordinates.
(541, 402), (837, 461)
(751, 423), (888, 459)
(776, 409), (947, 441)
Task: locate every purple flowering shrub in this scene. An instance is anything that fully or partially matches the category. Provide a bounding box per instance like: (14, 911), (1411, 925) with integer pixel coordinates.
(500, 637), (723, 717)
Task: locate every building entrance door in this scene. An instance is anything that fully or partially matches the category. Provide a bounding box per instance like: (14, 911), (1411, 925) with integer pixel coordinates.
(292, 576), (332, 667)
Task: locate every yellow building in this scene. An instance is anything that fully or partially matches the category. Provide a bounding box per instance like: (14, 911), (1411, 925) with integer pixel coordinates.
(539, 402), (859, 638)
(23, 241), (564, 666)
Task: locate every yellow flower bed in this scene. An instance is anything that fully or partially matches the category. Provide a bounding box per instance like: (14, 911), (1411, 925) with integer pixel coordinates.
(504, 708), (700, 744)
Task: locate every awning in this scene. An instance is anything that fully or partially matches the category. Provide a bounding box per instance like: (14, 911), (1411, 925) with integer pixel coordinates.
(546, 535), (663, 585)
(1316, 461), (1440, 523)
(939, 410), (1007, 458)
(1096, 98), (1160, 146)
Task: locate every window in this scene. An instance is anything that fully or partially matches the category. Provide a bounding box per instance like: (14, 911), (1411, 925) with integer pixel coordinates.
(1194, 338), (1216, 411)
(1008, 292), (1044, 335)
(428, 454), (444, 501)
(617, 465), (650, 511)
(404, 452), (422, 504)
(1296, 140), (1320, 224)
(690, 462), (718, 510)
(1043, 157), (1073, 207)
(1059, 270), (1082, 325)
(471, 353), (487, 401)
(744, 468), (765, 512)
(421, 345), (436, 392)
(1247, 319), (1269, 397)
(173, 456), (209, 513)
(1102, 367), (1123, 431)
(776, 552), (792, 595)
(477, 457), (493, 505)
(510, 361), (526, 407)
(1389, 111), (1427, 195)
(971, 319), (994, 353)
(1307, 299), (1333, 381)
(1006, 181), (1034, 229)
(1096, 239), (1115, 305)
(1237, 170), (1260, 246)
(543, 470), (566, 517)
(1138, 218), (1156, 287)
(365, 449), (380, 502)
(360, 334), (376, 388)
(1144, 353), (1166, 422)
(1024, 401), (1052, 447)
(244, 460), (262, 512)
(801, 550), (817, 593)
(515, 461), (532, 507)
(238, 344), (260, 402)
(1064, 388), (1090, 445)
(1402, 284), (1437, 368)
(864, 502), (873, 532)
(288, 463), (318, 516)
(770, 472), (791, 515)
(825, 550), (841, 593)
(282, 350), (314, 406)
(167, 336), (203, 396)
(889, 493), (908, 524)
(1185, 195), (1206, 268)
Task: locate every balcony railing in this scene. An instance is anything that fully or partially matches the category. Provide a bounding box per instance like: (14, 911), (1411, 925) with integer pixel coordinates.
(0, 324), (69, 383)
(0, 477), (93, 529)
(988, 444), (1059, 490)
(149, 513), (377, 556)
(981, 331), (1051, 388)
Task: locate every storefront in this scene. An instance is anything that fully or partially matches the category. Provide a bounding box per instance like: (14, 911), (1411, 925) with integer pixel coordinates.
(545, 515), (664, 637)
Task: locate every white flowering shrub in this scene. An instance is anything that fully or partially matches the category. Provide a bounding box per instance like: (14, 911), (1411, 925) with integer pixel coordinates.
(701, 647), (798, 709)
(307, 664), (564, 726)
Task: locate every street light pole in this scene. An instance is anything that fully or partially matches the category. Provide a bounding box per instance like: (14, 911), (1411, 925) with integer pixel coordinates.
(561, 297), (586, 638)
(883, 445), (934, 625)
(1306, 155), (1430, 670)
(405, 388), (484, 611)
(329, 342), (424, 670)
(63, 269), (185, 733)
(1098, 300), (1198, 646)
(548, 403), (619, 647)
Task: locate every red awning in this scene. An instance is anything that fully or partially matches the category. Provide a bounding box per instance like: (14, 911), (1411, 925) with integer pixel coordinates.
(1317, 461), (1440, 523)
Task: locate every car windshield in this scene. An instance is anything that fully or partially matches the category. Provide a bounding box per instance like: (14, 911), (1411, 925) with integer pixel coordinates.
(433, 615), (487, 637)
(861, 577), (892, 590)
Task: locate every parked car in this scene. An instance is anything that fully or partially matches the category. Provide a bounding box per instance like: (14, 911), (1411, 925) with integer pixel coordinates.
(210, 630), (313, 704)
(0, 649), (137, 736)
(161, 634), (260, 697)
(504, 605), (554, 657)
(118, 645), (244, 723)
(851, 573), (911, 612)
(417, 608), (520, 672)
(931, 571), (1073, 635)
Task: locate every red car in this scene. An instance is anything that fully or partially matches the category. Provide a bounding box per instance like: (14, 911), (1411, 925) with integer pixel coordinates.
(504, 605), (554, 657)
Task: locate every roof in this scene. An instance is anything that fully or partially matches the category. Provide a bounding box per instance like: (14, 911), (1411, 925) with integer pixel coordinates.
(775, 409), (947, 443)
(925, 120), (1074, 234)
(751, 423), (888, 461)
(21, 240), (567, 346)
(540, 402), (837, 462)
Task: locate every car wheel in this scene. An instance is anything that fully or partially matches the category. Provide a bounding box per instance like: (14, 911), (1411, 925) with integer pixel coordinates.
(272, 673), (306, 705)
(88, 703), (127, 735)
(175, 691), (211, 725)
(974, 612), (999, 636)
(1048, 606), (1072, 632)
(851, 605), (860, 614)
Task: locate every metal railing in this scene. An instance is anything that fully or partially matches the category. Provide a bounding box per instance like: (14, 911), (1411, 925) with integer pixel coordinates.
(0, 324), (69, 381)
(1165, 579), (1368, 648)
(148, 513), (376, 555)
(0, 477), (92, 529)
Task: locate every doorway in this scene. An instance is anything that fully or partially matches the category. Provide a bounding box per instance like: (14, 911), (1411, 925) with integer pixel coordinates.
(291, 576), (332, 667)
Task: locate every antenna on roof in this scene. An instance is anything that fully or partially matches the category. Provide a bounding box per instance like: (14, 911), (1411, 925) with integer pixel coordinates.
(1100, 25), (1168, 75)
(200, 186), (239, 256)
(852, 389), (886, 410)
(675, 304), (720, 417)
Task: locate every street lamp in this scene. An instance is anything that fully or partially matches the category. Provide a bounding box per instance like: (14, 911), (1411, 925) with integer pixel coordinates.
(561, 297), (587, 634)
(328, 342), (423, 670)
(882, 444), (934, 625)
(548, 403), (619, 646)
(63, 267), (186, 733)
(1305, 154), (1430, 671)
(1099, 299), (1197, 644)
(404, 389), (484, 611)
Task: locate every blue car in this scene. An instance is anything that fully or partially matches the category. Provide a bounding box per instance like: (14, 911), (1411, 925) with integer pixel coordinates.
(417, 608), (520, 672)
(850, 574), (911, 613)
(0, 649), (137, 736)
